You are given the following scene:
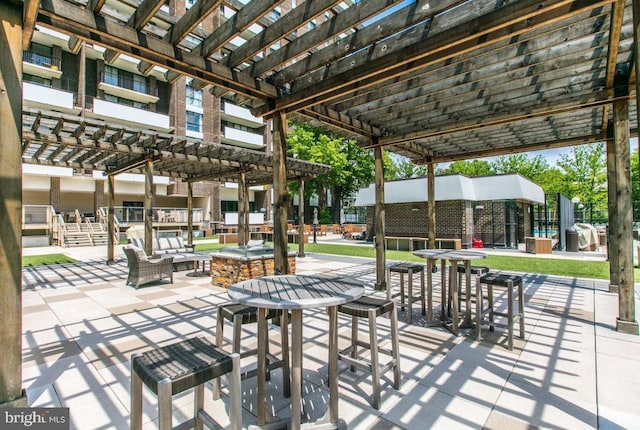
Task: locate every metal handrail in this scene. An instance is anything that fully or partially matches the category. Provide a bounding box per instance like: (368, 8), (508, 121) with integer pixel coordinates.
(101, 206), (204, 225)
(23, 51), (61, 70)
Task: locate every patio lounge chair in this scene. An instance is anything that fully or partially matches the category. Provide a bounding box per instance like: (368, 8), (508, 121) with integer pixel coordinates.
(124, 246), (173, 288)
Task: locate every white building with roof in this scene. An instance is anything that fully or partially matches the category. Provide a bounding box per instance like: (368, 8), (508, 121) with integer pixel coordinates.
(354, 174), (545, 248)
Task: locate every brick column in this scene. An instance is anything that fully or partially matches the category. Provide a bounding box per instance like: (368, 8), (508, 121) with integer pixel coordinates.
(94, 180), (105, 215)
(50, 176), (61, 211)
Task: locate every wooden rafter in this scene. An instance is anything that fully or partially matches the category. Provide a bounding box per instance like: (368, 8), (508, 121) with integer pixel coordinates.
(254, 0), (614, 117)
(248, 0), (404, 78)
(199, 0), (284, 58)
(270, 0), (461, 87)
(168, 0), (225, 45)
(226, 0), (343, 67)
(38, 0), (278, 100)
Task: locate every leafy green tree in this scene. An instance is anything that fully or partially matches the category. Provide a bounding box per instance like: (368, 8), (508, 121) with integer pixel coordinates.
(491, 154), (550, 183)
(383, 151), (399, 181)
(393, 158), (427, 179)
(556, 143), (607, 219)
(287, 122), (374, 222)
(436, 159), (494, 176)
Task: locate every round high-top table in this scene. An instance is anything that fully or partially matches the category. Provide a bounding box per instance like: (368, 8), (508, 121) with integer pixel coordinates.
(228, 274), (365, 430)
(412, 249), (487, 335)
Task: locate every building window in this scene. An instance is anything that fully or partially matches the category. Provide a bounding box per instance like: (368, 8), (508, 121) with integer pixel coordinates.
(186, 84), (203, 107)
(270, 8), (281, 21)
(104, 94), (148, 110)
(24, 73), (52, 87)
(222, 120), (258, 133)
(185, 0), (196, 9)
(104, 65), (148, 95)
(186, 111), (203, 132)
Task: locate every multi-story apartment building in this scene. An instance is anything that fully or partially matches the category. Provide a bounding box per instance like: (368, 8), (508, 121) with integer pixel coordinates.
(21, 1), (292, 242)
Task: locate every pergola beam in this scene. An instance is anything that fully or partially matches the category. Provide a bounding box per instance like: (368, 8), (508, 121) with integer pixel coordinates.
(249, 0), (404, 78)
(22, 0), (41, 50)
(338, 18), (612, 119)
(168, 0), (224, 46)
(270, 0), (460, 87)
(379, 96), (613, 146)
(200, 0), (284, 59)
(298, 106), (381, 138)
(226, 0), (343, 68)
(254, 0), (614, 117)
(38, 0), (278, 100)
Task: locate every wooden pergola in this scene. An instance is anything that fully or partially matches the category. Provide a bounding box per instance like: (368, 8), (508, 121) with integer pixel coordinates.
(20, 108), (330, 258)
(1, 0), (639, 407)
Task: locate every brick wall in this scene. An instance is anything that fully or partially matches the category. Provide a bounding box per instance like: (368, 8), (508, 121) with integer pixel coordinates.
(49, 177), (60, 211)
(365, 200), (534, 248)
(94, 181), (105, 213)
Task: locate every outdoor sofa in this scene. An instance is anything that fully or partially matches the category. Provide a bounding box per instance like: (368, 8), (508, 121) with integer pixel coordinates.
(128, 237), (198, 271)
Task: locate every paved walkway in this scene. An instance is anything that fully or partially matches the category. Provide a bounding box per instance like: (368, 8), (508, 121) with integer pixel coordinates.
(20, 248), (640, 429)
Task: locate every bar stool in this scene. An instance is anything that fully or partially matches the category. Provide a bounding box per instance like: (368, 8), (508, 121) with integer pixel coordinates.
(130, 337), (242, 430)
(455, 265), (490, 323)
(479, 273), (525, 350)
(337, 296), (401, 409)
(387, 262), (426, 324)
(213, 303), (290, 399)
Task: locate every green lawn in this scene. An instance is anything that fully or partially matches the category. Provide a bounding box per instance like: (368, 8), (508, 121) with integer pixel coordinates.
(23, 254), (77, 267)
(21, 242), (640, 281)
(299, 243), (638, 282)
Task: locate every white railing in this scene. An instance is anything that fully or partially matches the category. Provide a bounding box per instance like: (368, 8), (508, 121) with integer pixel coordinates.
(101, 206), (204, 225)
(22, 205), (54, 226)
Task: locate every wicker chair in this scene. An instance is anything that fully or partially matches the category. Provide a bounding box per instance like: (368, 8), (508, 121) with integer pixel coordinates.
(124, 247), (173, 288)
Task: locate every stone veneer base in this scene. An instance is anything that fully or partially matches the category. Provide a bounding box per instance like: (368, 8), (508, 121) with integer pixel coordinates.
(210, 253), (296, 289)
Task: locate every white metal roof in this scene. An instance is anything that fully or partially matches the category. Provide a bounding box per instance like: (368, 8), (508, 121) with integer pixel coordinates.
(354, 174), (545, 206)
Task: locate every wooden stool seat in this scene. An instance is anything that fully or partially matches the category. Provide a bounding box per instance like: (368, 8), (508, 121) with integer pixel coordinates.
(338, 296), (401, 409)
(456, 265), (491, 320)
(130, 337), (241, 430)
(214, 303), (290, 400)
(479, 273), (525, 350)
(387, 262), (426, 323)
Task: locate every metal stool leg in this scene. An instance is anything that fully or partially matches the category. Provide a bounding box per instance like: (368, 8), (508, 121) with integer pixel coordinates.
(157, 379), (172, 430)
(427, 260), (434, 322)
(390, 303), (401, 389)
(407, 269), (413, 324)
(368, 308), (381, 410)
(229, 353), (242, 430)
(280, 310), (291, 398)
(507, 281), (514, 350)
(350, 315), (358, 373)
(130, 354), (143, 430)
(518, 281), (525, 339)
(194, 383), (204, 430)
(420, 269), (426, 317)
(213, 308), (224, 400)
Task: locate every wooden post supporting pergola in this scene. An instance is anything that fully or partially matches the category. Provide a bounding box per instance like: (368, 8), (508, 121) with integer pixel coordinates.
(612, 90), (639, 334)
(373, 143), (386, 291)
(187, 181), (193, 246)
(606, 124), (620, 293)
(297, 178), (305, 257)
(144, 158), (154, 256)
(272, 110), (290, 274)
(427, 158), (436, 249)
(107, 175), (116, 265)
(238, 171), (247, 246)
(0, 0), (27, 407)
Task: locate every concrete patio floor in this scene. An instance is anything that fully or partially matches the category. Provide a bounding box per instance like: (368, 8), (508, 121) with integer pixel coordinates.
(20, 247), (640, 429)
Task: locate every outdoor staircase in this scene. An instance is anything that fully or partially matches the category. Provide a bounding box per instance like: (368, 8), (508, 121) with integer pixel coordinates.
(60, 214), (109, 247)
(62, 223), (92, 247)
